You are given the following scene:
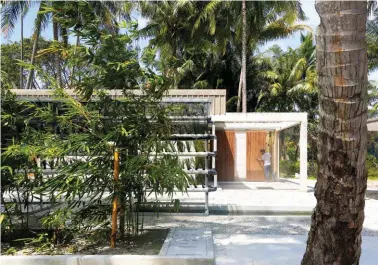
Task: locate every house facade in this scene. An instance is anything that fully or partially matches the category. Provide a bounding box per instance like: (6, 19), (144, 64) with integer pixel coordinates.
(11, 89), (308, 191)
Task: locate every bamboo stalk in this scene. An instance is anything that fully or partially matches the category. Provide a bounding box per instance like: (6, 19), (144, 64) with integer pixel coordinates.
(110, 148), (119, 248)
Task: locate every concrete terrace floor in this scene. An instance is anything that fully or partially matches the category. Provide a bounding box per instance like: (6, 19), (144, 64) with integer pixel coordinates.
(144, 179), (378, 264)
(214, 234), (378, 265)
(145, 179), (378, 235)
(148, 179), (378, 209)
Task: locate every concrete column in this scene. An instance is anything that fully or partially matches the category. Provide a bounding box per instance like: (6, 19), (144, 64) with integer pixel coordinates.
(234, 131), (247, 179)
(299, 119), (308, 191)
(273, 131), (280, 179)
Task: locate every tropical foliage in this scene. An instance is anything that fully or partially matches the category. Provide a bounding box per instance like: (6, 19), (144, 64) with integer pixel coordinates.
(1, 0), (378, 254)
(1, 6), (191, 250)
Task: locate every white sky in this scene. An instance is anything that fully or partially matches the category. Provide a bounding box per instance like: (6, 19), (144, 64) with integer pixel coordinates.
(1, 0), (377, 81)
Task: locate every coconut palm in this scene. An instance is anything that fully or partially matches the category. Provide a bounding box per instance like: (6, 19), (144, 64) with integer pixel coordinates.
(256, 33), (317, 116)
(241, 0), (247, 113)
(193, 0), (308, 112)
(1, 0), (125, 89)
(301, 1), (368, 264)
(1, 0), (34, 89)
(138, 1), (196, 84)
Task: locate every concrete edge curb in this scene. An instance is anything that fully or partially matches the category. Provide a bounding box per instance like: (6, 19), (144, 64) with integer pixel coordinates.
(0, 255), (214, 265)
(159, 228), (176, 256)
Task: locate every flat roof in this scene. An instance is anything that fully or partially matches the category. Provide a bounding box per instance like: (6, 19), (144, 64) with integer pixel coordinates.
(212, 113), (306, 131)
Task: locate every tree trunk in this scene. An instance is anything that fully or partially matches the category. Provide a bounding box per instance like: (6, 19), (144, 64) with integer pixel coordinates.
(302, 1), (368, 265)
(70, 35), (80, 88)
(237, 71), (243, 112)
(241, 0), (247, 113)
(53, 21), (63, 88)
(25, 4), (43, 90)
(20, 9), (24, 89)
(25, 33), (39, 90)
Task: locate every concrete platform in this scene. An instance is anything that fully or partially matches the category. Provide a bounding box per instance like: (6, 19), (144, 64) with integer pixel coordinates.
(145, 179), (378, 216)
(214, 234), (378, 265)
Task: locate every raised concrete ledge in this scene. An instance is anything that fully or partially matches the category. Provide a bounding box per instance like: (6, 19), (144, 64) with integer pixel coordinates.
(0, 255), (214, 265)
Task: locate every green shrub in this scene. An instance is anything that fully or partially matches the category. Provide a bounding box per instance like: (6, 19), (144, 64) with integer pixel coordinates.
(367, 154), (378, 179)
(279, 160), (299, 178)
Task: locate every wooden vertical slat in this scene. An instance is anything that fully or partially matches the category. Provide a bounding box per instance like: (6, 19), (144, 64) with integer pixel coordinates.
(215, 130), (235, 181)
(246, 131), (267, 181)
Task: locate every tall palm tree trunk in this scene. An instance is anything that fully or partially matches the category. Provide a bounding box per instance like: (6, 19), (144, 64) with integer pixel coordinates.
(237, 72), (243, 112)
(53, 20), (62, 88)
(302, 1), (368, 264)
(20, 9), (23, 89)
(25, 33), (38, 90)
(241, 0), (247, 113)
(25, 4), (44, 90)
(70, 35), (80, 88)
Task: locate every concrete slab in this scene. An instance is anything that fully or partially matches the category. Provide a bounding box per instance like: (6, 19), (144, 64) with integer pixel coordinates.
(160, 228), (214, 260)
(144, 179), (318, 215)
(214, 234), (378, 265)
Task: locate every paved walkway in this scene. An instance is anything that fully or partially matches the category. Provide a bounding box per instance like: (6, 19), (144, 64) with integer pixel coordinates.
(154, 228), (378, 265)
(147, 180), (378, 264)
(214, 234), (378, 265)
(159, 228), (213, 258)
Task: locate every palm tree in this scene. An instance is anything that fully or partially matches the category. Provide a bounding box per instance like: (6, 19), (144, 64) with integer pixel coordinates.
(20, 5), (24, 89)
(241, 0), (247, 113)
(1, 0), (125, 89)
(25, 1), (48, 90)
(256, 33), (317, 114)
(194, 0), (308, 112)
(138, 1), (219, 89)
(301, 1), (368, 264)
(1, 0), (32, 89)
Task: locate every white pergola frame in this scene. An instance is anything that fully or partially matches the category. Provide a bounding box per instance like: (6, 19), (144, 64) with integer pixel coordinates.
(211, 112), (308, 191)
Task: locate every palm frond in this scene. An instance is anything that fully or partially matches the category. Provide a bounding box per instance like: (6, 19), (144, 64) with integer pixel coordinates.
(1, 0), (32, 37)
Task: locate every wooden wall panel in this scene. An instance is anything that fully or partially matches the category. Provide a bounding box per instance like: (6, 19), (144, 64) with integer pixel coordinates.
(246, 131), (267, 181)
(215, 130), (235, 181)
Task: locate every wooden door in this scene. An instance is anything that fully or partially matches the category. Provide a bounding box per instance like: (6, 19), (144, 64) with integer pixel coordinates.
(215, 130), (235, 181)
(246, 131), (267, 181)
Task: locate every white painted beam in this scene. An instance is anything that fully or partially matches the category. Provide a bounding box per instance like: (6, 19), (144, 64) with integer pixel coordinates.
(215, 121), (300, 131)
(212, 113), (307, 123)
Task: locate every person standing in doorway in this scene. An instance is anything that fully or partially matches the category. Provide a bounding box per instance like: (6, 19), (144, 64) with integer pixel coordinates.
(258, 149), (271, 182)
